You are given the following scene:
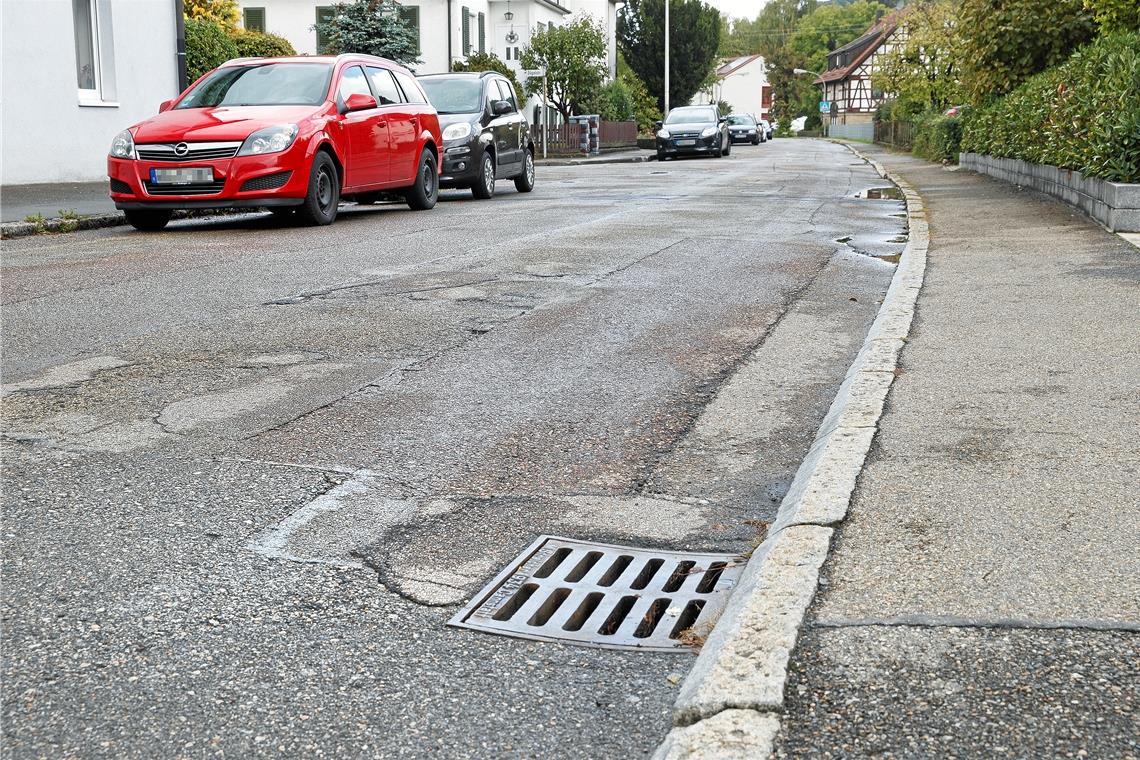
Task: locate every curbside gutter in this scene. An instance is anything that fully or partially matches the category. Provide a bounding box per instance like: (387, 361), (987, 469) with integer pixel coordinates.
(652, 143), (930, 758)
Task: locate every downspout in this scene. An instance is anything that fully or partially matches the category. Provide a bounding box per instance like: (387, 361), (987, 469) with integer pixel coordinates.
(447, 0), (453, 70)
(175, 0), (187, 92)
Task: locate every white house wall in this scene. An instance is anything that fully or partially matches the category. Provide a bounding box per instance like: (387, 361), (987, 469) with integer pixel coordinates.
(1, 0), (180, 184)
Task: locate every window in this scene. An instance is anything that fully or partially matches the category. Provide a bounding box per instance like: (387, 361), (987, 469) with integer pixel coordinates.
(392, 71), (428, 104)
(496, 79), (516, 110)
(338, 65), (372, 103)
(478, 12), (486, 54)
(397, 6), (421, 55)
(316, 6), (336, 54)
(484, 80), (498, 111)
(72, 0), (117, 105)
(462, 8), (471, 56)
(366, 66), (403, 105)
(177, 63), (333, 108)
(243, 7), (266, 32)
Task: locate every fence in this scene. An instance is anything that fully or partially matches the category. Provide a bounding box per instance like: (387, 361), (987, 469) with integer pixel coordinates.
(539, 121), (638, 155)
(874, 120), (915, 149)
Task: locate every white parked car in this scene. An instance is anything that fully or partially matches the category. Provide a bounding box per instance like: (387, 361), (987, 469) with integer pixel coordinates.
(758, 119), (774, 140)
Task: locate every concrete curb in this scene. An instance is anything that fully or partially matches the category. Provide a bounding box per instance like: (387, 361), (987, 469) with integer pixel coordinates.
(652, 143), (930, 758)
(535, 153), (653, 167)
(2, 212), (126, 239)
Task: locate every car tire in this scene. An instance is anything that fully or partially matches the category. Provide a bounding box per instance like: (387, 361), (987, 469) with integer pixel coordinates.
(724, 140), (731, 156)
(124, 209), (172, 232)
(472, 151), (495, 200)
(514, 149), (535, 193)
(752, 136), (760, 145)
(406, 148), (439, 211)
(657, 151), (668, 161)
(296, 151), (339, 226)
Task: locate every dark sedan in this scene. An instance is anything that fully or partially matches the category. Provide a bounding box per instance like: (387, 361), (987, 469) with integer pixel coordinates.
(418, 71), (535, 199)
(655, 106), (730, 161)
(726, 113), (762, 144)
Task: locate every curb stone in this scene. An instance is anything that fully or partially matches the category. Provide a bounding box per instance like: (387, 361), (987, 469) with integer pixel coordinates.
(652, 142), (930, 758)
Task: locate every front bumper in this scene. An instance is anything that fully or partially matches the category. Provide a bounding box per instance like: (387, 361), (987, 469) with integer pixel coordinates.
(107, 142), (310, 209)
(439, 141), (480, 187)
(656, 134), (721, 155)
(729, 130), (758, 142)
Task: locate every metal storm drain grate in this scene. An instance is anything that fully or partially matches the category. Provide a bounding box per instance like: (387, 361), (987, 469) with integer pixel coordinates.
(448, 536), (744, 651)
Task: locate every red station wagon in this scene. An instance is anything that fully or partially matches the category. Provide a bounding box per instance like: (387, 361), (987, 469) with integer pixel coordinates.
(107, 55), (442, 231)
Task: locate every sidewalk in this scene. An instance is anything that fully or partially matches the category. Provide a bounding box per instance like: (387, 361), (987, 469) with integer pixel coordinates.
(1, 181), (115, 224)
(775, 145), (1139, 756)
(535, 148), (653, 166)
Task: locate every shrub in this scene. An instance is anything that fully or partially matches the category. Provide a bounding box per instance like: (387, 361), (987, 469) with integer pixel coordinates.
(961, 32), (1140, 182)
(185, 18), (239, 83)
(912, 112), (964, 162)
(229, 29), (297, 57)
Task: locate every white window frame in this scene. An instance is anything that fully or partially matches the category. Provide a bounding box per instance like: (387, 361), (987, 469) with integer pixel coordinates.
(74, 0), (118, 107)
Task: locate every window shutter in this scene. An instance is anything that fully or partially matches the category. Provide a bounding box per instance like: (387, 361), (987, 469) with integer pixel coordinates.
(316, 6), (336, 53)
(398, 6), (420, 55)
(478, 12), (486, 54)
(243, 7), (266, 33)
(462, 8), (471, 56)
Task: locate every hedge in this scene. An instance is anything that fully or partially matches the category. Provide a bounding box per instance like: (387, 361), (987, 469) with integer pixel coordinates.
(185, 18), (238, 83)
(230, 29), (297, 58)
(961, 32), (1140, 183)
(912, 113), (964, 162)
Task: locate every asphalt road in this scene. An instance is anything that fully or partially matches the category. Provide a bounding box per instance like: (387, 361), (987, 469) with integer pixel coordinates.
(2, 139), (903, 758)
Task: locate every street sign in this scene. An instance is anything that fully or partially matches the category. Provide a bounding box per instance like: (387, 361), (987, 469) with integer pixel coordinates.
(819, 100), (830, 113)
(522, 68), (546, 77)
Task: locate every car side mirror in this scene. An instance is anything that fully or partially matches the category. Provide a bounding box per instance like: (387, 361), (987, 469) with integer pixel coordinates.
(493, 100), (513, 116)
(159, 99), (173, 113)
(343, 93), (377, 113)
(654, 120), (663, 131)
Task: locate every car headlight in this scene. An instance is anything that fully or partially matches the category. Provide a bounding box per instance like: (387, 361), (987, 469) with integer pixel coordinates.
(656, 129), (671, 139)
(701, 126), (718, 138)
(237, 124), (299, 156)
(109, 129), (135, 159)
(442, 122), (473, 141)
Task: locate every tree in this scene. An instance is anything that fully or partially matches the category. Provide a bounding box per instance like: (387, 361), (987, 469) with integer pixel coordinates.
(877, 1), (963, 115)
(520, 16), (607, 122)
(450, 52), (524, 105)
(1084, 0), (1140, 33)
(185, 17), (239, 82)
(959, 0), (1096, 102)
(312, 0), (421, 67)
(617, 0), (722, 112)
(184, 0), (239, 29)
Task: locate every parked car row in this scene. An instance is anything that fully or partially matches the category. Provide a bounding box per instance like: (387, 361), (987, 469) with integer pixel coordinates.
(654, 107), (772, 161)
(106, 54), (535, 231)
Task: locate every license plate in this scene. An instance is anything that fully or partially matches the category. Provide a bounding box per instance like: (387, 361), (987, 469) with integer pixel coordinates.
(149, 167), (213, 185)
(676, 139), (696, 146)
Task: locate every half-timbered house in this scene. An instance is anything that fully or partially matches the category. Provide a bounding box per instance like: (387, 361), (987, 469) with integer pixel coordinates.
(815, 16), (904, 140)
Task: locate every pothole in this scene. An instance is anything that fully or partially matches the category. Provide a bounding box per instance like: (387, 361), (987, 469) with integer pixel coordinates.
(854, 186), (904, 200)
(449, 535), (743, 651)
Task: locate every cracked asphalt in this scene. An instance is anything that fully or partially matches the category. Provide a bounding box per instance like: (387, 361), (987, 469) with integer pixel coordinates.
(2, 139), (903, 758)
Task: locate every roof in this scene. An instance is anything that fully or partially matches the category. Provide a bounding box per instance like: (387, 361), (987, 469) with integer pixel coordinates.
(717, 54), (763, 78)
(219, 54), (413, 74)
(814, 15), (899, 85)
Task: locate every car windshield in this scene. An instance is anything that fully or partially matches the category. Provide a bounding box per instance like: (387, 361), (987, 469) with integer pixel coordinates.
(726, 115), (754, 125)
(419, 77), (483, 114)
(176, 63), (333, 108)
(665, 109), (716, 124)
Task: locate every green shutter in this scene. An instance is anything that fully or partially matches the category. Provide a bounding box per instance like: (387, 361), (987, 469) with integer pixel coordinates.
(398, 6), (421, 55)
(316, 6), (336, 53)
(478, 12), (485, 54)
(462, 7), (471, 56)
(243, 7), (266, 33)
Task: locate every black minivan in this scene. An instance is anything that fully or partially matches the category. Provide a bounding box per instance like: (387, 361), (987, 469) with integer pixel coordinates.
(418, 72), (536, 199)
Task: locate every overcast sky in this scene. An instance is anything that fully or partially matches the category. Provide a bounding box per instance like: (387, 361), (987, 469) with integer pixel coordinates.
(704, 0), (768, 21)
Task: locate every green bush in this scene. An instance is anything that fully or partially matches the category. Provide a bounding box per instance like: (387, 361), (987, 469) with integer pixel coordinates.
(229, 28), (297, 57)
(185, 18), (238, 82)
(961, 32), (1140, 182)
(912, 112), (965, 162)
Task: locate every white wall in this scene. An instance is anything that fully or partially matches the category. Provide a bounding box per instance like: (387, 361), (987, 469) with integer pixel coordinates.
(1, 0), (180, 184)
(693, 57), (770, 118)
(237, 0), (325, 55)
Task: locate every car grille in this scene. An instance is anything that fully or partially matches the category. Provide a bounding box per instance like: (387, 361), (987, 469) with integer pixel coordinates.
(136, 142), (242, 162)
(239, 171), (292, 192)
(670, 131), (700, 139)
(143, 180), (226, 196)
(109, 178), (133, 194)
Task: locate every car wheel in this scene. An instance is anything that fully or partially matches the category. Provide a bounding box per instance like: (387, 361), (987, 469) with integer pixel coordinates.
(472, 152), (495, 200)
(724, 139), (731, 156)
(752, 136), (760, 145)
(296, 151), (339, 226)
(657, 151), (668, 161)
(514, 149), (535, 193)
(406, 148), (439, 210)
(124, 209), (172, 232)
